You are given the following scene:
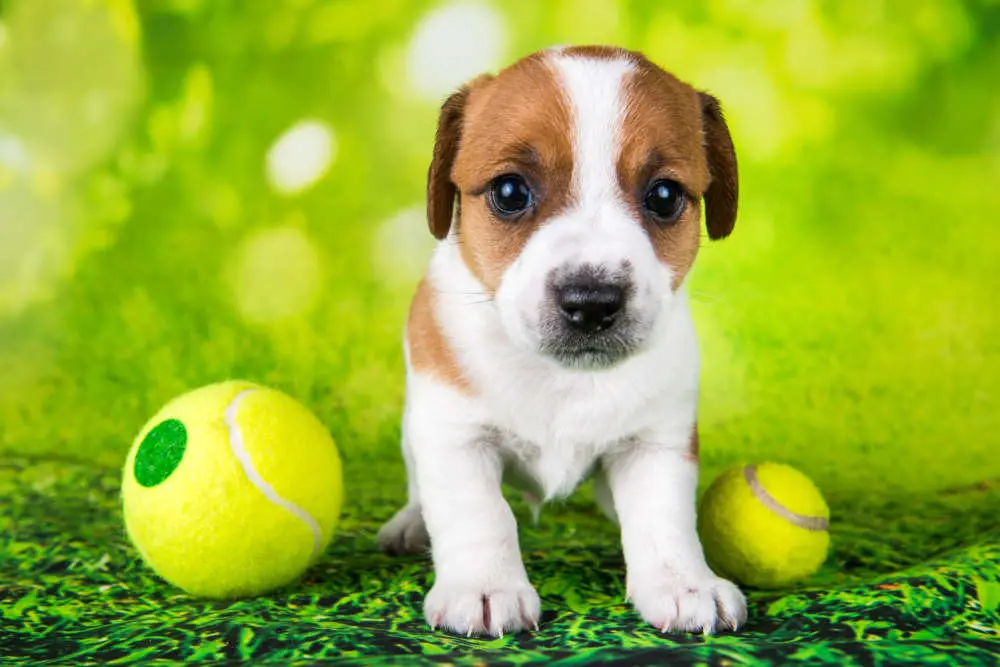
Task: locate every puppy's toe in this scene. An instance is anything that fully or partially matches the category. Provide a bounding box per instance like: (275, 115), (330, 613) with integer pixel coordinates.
(424, 579), (541, 637)
(629, 571), (747, 634)
(377, 504), (430, 556)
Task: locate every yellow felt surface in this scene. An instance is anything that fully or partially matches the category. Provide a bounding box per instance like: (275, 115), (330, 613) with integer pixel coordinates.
(237, 386), (344, 546)
(697, 463), (830, 589)
(121, 381), (343, 599)
(755, 462), (830, 520)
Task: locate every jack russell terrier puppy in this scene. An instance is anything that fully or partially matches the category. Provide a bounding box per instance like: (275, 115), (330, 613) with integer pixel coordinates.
(378, 45), (745, 637)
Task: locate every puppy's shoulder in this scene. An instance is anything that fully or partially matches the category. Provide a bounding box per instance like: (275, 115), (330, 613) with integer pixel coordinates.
(406, 276), (474, 394)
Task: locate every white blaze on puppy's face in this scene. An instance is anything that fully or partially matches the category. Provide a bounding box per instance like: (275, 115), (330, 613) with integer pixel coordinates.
(494, 53), (668, 367)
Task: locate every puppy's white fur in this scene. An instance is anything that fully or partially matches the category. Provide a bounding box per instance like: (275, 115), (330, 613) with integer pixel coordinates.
(378, 51), (746, 637)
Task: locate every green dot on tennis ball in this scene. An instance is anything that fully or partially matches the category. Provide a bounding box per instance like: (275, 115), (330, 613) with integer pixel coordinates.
(134, 419), (187, 487)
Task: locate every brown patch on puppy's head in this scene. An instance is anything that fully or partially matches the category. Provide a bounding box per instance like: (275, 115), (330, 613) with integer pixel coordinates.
(425, 55), (574, 293)
(618, 53), (739, 289)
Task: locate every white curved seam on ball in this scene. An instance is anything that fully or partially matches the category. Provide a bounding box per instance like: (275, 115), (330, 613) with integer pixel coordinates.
(744, 465), (829, 532)
(224, 388), (323, 557)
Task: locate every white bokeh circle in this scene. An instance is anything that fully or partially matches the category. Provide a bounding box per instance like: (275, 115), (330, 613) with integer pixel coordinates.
(406, 2), (507, 100)
(231, 226), (323, 324)
(371, 205), (437, 287)
(265, 119), (337, 196)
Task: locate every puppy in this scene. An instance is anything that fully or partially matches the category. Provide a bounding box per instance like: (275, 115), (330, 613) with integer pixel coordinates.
(378, 45), (745, 637)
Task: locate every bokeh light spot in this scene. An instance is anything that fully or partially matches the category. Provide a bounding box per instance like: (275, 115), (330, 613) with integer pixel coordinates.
(0, 0), (143, 175)
(405, 2), (506, 100)
(372, 205), (437, 287)
(0, 135), (31, 174)
(231, 226), (323, 324)
(265, 119), (337, 196)
(0, 185), (63, 316)
(0, 0), (141, 319)
(178, 63), (214, 144)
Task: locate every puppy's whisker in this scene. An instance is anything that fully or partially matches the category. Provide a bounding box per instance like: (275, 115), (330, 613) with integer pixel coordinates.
(687, 291), (732, 310)
(689, 290), (725, 302)
(437, 289), (490, 297)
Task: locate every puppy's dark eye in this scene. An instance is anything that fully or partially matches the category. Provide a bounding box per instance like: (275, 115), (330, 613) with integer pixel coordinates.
(644, 179), (686, 224)
(488, 174), (533, 217)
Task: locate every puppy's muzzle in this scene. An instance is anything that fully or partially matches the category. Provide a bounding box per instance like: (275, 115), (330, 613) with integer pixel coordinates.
(540, 265), (642, 368)
(557, 283), (625, 334)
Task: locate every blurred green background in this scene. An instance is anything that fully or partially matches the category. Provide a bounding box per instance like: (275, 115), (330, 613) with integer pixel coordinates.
(1, 0), (998, 502)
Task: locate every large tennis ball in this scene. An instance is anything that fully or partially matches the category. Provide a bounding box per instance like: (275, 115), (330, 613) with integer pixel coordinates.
(122, 381), (343, 599)
(697, 463), (830, 589)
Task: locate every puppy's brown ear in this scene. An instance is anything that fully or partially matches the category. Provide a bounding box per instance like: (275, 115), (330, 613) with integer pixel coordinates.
(698, 92), (738, 240)
(427, 84), (476, 239)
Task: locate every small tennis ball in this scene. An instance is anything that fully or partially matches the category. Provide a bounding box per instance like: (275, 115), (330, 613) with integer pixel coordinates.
(121, 381), (343, 599)
(698, 463), (830, 589)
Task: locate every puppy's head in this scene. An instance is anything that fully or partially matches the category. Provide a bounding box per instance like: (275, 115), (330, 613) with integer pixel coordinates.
(427, 46), (737, 369)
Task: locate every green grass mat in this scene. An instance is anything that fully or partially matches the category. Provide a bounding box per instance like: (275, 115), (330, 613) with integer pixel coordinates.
(2, 457), (998, 664)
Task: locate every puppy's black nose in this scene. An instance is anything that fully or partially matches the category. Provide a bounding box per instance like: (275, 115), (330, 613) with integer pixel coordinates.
(557, 283), (625, 333)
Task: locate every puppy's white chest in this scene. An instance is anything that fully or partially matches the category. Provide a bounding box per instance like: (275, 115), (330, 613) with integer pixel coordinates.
(501, 431), (601, 501)
(497, 378), (626, 444)
(489, 375), (642, 499)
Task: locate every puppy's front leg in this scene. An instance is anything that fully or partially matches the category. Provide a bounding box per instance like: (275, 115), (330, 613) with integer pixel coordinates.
(603, 430), (747, 634)
(410, 387), (540, 637)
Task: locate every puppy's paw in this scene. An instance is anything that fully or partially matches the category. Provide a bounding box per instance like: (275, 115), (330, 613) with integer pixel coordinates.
(424, 578), (541, 637)
(628, 571), (746, 634)
(377, 504), (430, 556)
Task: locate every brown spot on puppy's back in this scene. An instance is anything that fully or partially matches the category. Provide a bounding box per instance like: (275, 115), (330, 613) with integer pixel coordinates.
(406, 279), (473, 394)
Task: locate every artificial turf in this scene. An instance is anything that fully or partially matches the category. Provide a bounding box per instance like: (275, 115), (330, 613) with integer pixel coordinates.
(2, 0), (1000, 663)
(2, 458), (999, 664)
